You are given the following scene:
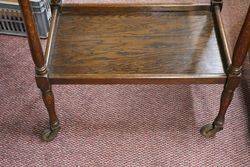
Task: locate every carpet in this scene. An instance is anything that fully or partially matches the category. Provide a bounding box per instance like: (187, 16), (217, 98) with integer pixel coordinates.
(0, 0), (249, 166)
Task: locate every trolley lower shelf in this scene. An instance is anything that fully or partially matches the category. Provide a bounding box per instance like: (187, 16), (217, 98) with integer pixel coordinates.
(46, 4), (229, 84)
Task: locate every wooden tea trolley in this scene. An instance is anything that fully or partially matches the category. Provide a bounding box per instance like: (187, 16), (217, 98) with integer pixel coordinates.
(18, 0), (250, 141)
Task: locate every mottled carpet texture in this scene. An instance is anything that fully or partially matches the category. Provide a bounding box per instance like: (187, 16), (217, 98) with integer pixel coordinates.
(0, 0), (250, 167)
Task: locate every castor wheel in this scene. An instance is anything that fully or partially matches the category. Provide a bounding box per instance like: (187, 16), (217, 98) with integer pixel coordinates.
(42, 126), (61, 142)
(200, 124), (223, 138)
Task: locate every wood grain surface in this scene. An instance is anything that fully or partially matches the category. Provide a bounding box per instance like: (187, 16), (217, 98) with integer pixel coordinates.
(48, 7), (226, 84)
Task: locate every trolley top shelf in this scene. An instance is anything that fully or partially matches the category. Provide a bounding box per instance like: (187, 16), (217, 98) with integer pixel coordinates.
(46, 4), (229, 84)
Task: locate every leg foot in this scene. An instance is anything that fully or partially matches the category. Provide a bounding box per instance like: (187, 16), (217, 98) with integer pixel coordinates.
(201, 68), (241, 138)
(200, 123), (223, 138)
(42, 121), (61, 142)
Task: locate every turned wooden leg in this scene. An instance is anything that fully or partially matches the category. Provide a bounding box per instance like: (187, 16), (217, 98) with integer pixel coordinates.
(36, 76), (61, 142)
(201, 6), (250, 138)
(213, 72), (240, 129)
(18, 0), (61, 141)
(200, 67), (240, 138)
(40, 88), (61, 142)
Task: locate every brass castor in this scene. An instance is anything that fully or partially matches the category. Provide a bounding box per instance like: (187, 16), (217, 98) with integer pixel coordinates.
(200, 124), (223, 138)
(42, 125), (61, 142)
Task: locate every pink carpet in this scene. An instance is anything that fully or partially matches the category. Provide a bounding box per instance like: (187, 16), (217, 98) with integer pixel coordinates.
(0, 0), (250, 166)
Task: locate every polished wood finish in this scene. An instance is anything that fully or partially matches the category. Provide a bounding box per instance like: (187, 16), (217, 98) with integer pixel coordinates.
(213, 5), (250, 129)
(45, 8), (59, 67)
(232, 6), (250, 69)
(18, 0), (60, 139)
(18, 0), (44, 69)
(213, 5), (232, 66)
(36, 76), (58, 127)
(61, 3), (211, 12)
(48, 7), (226, 84)
(49, 75), (227, 85)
